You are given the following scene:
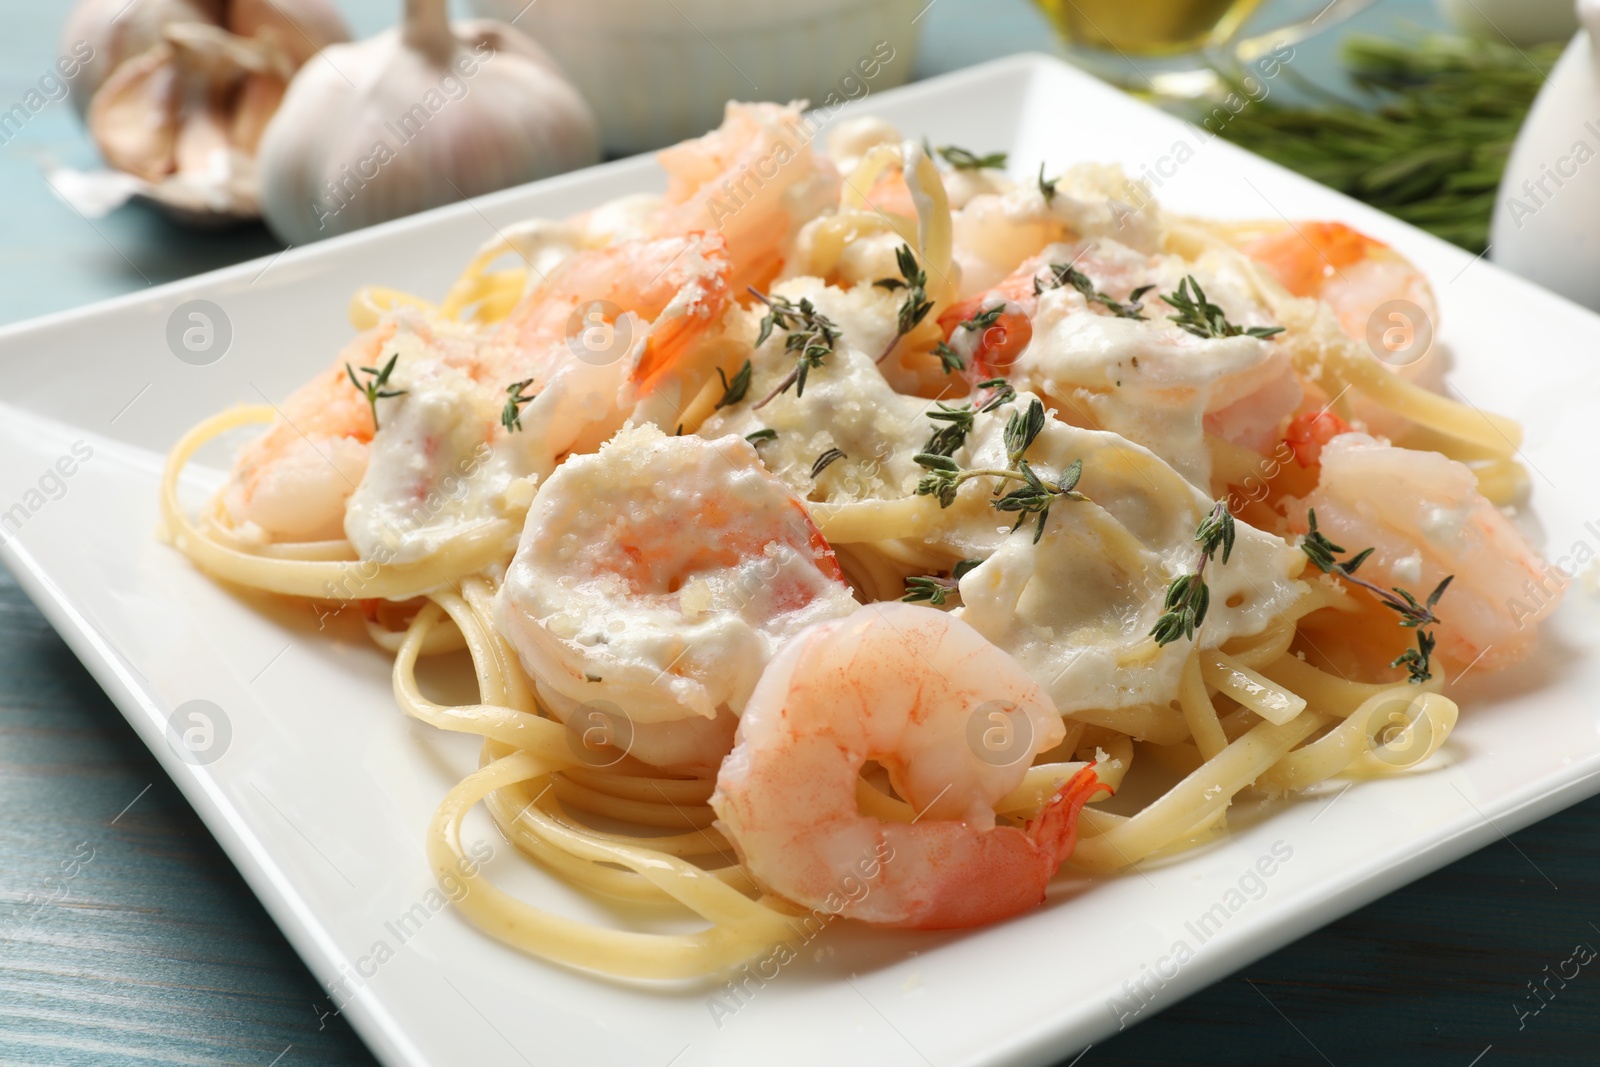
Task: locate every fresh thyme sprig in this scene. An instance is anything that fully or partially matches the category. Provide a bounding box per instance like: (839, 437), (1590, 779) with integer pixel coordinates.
(1150, 502), (1237, 646)
(1002, 392), (1046, 466)
(902, 558), (984, 606)
(1038, 162), (1057, 203)
(936, 144), (1009, 170)
(913, 397), (1085, 543)
(500, 377), (536, 432)
(921, 401), (975, 458)
(932, 341), (965, 374)
(811, 447), (847, 479)
(1036, 263), (1153, 320)
(930, 304), (1007, 375)
(715, 361), (751, 408)
(1163, 276), (1285, 340)
(874, 244), (935, 364)
(962, 304), (1005, 333)
(1300, 509), (1452, 683)
(346, 353), (406, 432)
(977, 377), (1015, 413)
(748, 288), (841, 408)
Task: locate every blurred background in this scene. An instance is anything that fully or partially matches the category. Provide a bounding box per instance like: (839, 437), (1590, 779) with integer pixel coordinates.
(5, 0), (1588, 326)
(4, 0), (1599, 1065)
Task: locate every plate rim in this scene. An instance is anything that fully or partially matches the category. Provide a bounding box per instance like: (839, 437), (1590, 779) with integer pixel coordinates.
(4, 49), (1598, 1067)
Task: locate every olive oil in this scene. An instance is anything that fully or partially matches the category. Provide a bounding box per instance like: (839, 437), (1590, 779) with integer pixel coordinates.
(1036, 0), (1266, 56)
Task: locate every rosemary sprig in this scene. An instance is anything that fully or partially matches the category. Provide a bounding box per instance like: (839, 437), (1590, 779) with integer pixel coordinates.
(902, 559), (984, 606)
(810, 447), (847, 479)
(748, 288), (841, 408)
(874, 244), (935, 364)
(1036, 263), (1153, 320)
(346, 353), (406, 432)
(745, 428), (777, 445)
(715, 361), (751, 408)
(1299, 509), (1452, 683)
(1038, 162), (1057, 203)
(1212, 34), (1561, 254)
(913, 398), (1085, 543)
(1150, 502), (1236, 646)
(500, 377), (536, 432)
(1163, 276), (1285, 340)
(921, 401), (975, 458)
(936, 144), (1009, 170)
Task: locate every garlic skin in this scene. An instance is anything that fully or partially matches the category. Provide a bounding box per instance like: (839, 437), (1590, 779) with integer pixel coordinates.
(61, 0), (222, 115)
(256, 1), (600, 245)
(61, 0), (348, 222)
(226, 0), (350, 66)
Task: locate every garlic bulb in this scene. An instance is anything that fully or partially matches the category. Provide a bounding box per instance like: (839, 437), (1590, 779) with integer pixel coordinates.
(61, 0), (222, 115)
(256, 0), (600, 245)
(61, 0), (348, 222)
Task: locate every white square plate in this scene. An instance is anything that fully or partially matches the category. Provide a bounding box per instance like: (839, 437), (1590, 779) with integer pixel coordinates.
(3, 53), (1597, 1067)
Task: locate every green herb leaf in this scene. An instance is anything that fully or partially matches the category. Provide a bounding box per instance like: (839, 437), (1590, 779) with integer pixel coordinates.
(749, 288), (841, 408)
(1297, 508), (1451, 681)
(922, 401), (976, 458)
(347, 353), (407, 432)
(810, 447), (846, 479)
(937, 145), (1008, 170)
(1163, 275), (1284, 340)
(715, 361), (752, 408)
(1149, 501), (1234, 647)
(877, 244), (935, 365)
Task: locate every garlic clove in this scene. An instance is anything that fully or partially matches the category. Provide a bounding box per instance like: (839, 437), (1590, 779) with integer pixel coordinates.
(257, 1), (600, 245)
(61, 0), (224, 116)
(231, 72), (287, 154)
(172, 73), (234, 181)
(225, 0), (350, 69)
(87, 42), (182, 182)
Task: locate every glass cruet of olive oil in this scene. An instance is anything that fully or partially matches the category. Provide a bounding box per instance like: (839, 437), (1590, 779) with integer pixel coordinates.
(1035, 0), (1377, 97)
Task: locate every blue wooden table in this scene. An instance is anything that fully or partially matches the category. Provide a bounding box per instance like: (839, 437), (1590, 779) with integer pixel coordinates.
(3, 1), (1598, 1064)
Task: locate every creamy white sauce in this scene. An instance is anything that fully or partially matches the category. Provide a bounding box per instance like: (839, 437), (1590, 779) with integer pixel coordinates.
(953, 412), (1306, 726)
(343, 321), (531, 565)
(1010, 241), (1299, 488)
(496, 425), (859, 729)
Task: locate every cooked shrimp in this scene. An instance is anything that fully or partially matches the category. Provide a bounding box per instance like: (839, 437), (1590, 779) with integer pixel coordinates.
(1243, 221), (1436, 357)
(367, 234), (733, 560)
(950, 163), (1164, 300)
(1286, 433), (1562, 670)
(650, 102), (840, 293)
(1240, 220), (1443, 441)
(496, 232), (731, 401)
(695, 276), (938, 502)
(220, 312), (478, 544)
(953, 240), (1301, 488)
(712, 602), (1103, 929)
(496, 425), (859, 769)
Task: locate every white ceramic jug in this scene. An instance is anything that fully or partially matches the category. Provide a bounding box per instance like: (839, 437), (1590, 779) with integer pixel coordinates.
(1491, 0), (1600, 309)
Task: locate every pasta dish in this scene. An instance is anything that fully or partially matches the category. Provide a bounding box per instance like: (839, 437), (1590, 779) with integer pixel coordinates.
(159, 103), (1564, 979)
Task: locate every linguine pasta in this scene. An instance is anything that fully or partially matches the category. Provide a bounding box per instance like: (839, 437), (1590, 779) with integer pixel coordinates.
(160, 102), (1563, 980)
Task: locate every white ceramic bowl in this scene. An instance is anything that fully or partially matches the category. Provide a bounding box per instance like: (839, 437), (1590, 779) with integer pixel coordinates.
(467, 0), (923, 154)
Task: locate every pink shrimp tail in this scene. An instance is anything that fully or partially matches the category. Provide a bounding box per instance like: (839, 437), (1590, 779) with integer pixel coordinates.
(1025, 763), (1105, 870)
(891, 764), (1106, 931)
